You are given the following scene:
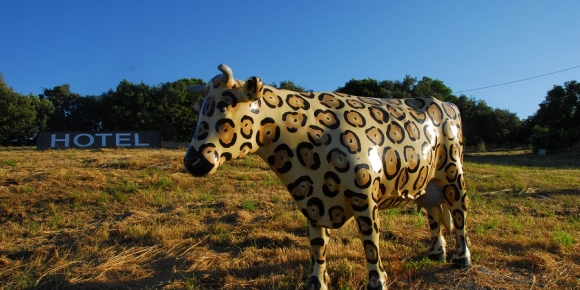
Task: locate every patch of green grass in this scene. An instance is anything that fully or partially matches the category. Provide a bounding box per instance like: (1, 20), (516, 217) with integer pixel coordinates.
(262, 174), (282, 186)
(403, 257), (438, 271)
(17, 272), (35, 289)
(105, 180), (138, 202)
(412, 212), (426, 227)
(182, 272), (199, 290)
(382, 208), (402, 219)
(146, 168), (161, 176)
(465, 158), (580, 193)
(96, 190), (112, 208)
(156, 176), (173, 189)
(27, 221), (40, 236)
(73, 213), (84, 227)
(507, 217), (523, 234)
(23, 186), (34, 194)
(236, 174), (250, 181)
(330, 259), (356, 286)
(241, 197), (256, 211)
(553, 230), (574, 247)
(194, 190), (213, 202)
(154, 191), (167, 206)
(50, 214), (63, 229)
(3, 159), (16, 166)
(475, 218), (499, 234)
(210, 223), (231, 243)
(243, 157), (261, 168)
(70, 190), (90, 206)
(566, 214), (580, 225)
(176, 188), (193, 203)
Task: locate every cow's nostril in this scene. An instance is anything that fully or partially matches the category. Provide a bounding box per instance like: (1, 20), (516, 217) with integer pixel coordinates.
(184, 146), (214, 177)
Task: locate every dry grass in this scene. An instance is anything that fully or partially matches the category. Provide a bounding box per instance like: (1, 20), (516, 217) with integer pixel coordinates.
(0, 146), (579, 289)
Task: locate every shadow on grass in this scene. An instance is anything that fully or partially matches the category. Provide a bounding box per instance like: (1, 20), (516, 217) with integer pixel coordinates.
(29, 228), (451, 290)
(35, 255), (460, 290)
(34, 255), (310, 290)
(464, 149), (580, 168)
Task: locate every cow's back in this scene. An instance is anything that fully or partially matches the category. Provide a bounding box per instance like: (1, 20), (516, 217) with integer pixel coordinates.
(253, 92), (463, 228)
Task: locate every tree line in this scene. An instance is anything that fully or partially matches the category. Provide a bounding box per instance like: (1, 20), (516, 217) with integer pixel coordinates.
(1, 75), (205, 145)
(1, 72), (578, 151)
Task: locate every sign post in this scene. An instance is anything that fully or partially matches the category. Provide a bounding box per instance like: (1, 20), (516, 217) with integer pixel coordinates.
(37, 131), (161, 150)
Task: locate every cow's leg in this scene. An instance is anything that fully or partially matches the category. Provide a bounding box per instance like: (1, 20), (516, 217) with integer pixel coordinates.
(427, 206), (447, 261)
(307, 223), (330, 290)
(354, 206), (387, 290)
(445, 174), (471, 268)
(417, 181), (449, 261)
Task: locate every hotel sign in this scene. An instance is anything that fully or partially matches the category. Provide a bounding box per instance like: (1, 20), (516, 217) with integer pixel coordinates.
(37, 131), (161, 150)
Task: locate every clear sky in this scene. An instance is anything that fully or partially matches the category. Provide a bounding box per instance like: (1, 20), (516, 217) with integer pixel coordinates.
(1, 1), (579, 119)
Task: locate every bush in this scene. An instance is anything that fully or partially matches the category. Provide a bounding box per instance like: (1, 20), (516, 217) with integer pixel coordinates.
(529, 126), (569, 152)
(476, 141), (487, 152)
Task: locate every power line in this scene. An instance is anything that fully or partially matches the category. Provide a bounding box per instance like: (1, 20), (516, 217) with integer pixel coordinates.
(454, 65), (580, 93)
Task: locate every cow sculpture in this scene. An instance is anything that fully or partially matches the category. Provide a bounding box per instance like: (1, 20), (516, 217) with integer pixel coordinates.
(183, 64), (471, 290)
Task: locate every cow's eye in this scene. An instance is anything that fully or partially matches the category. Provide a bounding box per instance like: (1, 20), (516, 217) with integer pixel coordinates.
(217, 102), (228, 113)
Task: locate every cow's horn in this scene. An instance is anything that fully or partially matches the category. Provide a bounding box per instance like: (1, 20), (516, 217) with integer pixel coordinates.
(218, 64), (234, 87)
(187, 85), (207, 95)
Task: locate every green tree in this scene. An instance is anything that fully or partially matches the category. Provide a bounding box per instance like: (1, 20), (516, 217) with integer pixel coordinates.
(272, 80), (310, 92)
(392, 75), (417, 99)
(337, 75), (454, 100)
(492, 108), (522, 146)
(40, 84), (93, 130)
(99, 80), (153, 131)
(0, 74), (38, 145)
(441, 95), (523, 147)
(412, 77), (454, 101)
(337, 78), (383, 98)
(99, 78), (205, 141)
(533, 81), (579, 130)
(30, 94), (55, 134)
(528, 80), (580, 150)
(70, 95), (102, 131)
(150, 78), (206, 141)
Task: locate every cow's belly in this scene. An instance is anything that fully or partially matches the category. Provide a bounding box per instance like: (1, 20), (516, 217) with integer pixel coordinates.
(284, 165), (435, 229)
(270, 136), (438, 228)
(376, 163), (435, 209)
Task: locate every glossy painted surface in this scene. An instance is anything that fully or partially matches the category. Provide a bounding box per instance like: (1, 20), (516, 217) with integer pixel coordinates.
(184, 64), (471, 289)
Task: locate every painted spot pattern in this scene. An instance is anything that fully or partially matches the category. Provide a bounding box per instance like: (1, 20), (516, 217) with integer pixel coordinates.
(184, 64), (471, 290)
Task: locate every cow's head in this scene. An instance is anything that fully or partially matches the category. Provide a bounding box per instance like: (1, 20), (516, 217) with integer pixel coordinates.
(184, 64), (264, 176)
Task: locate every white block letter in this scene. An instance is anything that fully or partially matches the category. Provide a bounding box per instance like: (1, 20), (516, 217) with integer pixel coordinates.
(134, 133), (149, 147)
(51, 134), (70, 148)
(116, 133), (131, 146)
(95, 133), (113, 146)
(73, 133), (95, 148)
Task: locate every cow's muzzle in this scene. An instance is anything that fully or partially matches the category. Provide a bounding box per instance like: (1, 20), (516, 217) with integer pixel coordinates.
(183, 146), (214, 177)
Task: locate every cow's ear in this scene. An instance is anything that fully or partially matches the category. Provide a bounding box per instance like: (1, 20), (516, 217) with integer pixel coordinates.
(242, 76), (264, 101)
(187, 85), (208, 96)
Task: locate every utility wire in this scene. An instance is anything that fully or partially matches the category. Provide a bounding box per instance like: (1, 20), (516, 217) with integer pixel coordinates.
(454, 65), (580, 93)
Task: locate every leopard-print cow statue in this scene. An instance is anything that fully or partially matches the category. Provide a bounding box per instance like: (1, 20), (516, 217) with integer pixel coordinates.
(183, 64), (471, 290)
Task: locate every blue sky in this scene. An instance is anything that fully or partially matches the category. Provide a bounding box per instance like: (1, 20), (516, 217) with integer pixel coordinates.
(1, 1), (579, 119)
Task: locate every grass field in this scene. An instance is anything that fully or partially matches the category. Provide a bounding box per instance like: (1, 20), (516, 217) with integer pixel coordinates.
(0, 146), (579, 289)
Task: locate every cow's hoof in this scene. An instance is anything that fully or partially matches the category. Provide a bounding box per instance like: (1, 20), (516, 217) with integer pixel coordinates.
(367, 283), (386, 290)
(307, 275), (327, 290)
(367, 270), (386, 290)
(451, 257), (472, 269)
(428, 252), (445, 262)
